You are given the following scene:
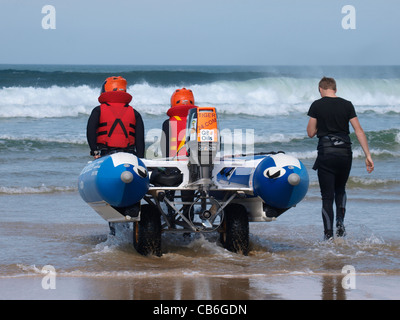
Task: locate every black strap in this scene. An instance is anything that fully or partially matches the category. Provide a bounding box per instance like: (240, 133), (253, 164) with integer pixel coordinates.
(108, 119), (128, 138)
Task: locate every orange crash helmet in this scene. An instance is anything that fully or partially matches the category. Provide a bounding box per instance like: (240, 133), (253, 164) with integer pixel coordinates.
(101, 76), (127, 93)
(170, 88), (194, 107)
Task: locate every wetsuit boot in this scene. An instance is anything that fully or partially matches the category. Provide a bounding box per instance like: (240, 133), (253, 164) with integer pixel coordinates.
(324, 229), (333, 241)
(336, 193), (347, 237)
(336, 220), (346, 237)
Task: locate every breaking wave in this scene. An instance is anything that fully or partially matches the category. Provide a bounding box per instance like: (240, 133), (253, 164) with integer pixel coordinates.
(0, 77), (399, 118)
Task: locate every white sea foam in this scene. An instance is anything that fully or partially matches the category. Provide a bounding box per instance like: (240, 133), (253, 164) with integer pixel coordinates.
(0, 85), (96, 118)
(1, 77), (399, 118)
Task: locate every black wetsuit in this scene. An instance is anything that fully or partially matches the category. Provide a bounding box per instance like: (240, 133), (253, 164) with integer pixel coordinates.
(307, 97), (357, 238)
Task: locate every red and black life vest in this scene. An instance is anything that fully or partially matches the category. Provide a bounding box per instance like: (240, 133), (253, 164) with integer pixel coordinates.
(96, 91), (136, 148)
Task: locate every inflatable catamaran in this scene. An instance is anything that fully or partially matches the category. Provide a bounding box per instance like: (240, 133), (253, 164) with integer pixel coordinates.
(78, 107), (309, 256)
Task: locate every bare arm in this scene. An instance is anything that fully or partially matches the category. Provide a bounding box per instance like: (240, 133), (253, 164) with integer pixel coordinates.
(350, 117), (374, 173)
(307, 117), (317, 138)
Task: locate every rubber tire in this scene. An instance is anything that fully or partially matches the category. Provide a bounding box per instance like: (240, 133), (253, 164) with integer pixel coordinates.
(133, 204), (162, 257)
(220, 203), (249, 255)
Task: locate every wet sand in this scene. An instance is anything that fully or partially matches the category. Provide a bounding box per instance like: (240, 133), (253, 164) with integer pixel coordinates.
(1, 274), (398, 300)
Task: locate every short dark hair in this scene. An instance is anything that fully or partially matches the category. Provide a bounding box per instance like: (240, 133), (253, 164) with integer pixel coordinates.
(319, 77), (337, 91)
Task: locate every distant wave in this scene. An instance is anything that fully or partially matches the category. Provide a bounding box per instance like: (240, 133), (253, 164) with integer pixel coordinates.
(210, 128), (400, 146)
(0, 132), (192, 148)
(347, 176), (400, 189)
(0, 135), (87, 148)
(0, 68), (278, 88)
(282, 148), (400, 160)
(2, 128), (399, 156)
(2, 65), (400, 87)
(1, 77), (400, 118)
(0, 185), (77, 195)
(253, 129), (400, 155)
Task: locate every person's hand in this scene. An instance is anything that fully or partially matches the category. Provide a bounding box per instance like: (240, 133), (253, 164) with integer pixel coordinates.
(365, 156), (374, 173)
(94, 155), (101, 160)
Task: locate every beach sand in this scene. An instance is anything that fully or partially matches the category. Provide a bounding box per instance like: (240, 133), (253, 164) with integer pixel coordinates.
(1, 274), (398, 300)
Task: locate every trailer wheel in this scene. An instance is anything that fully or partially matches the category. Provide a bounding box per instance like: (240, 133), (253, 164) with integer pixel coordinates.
(220, 204), (249, 255)
(133, 204), (162, 257)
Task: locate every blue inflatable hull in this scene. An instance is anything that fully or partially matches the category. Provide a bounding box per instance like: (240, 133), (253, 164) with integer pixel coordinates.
(217, 153), (309, 209)
(78, 153), (149, 208)
(78, 152), (308, 223)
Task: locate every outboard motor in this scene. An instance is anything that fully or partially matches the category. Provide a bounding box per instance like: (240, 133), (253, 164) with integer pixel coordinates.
(185, 107), (219, 184)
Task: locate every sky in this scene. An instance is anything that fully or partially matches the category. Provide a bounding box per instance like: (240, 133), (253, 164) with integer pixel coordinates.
(0, 0), (399, 65)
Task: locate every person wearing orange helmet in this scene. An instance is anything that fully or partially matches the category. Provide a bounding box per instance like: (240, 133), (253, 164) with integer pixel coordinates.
(154, 88), (197, 232)
(161, 88), (196, 158)
(87, 76), (145, 159)
(169, 87), (195, 107)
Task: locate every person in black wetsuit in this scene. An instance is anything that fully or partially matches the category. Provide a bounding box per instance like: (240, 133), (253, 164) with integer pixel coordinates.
(86, 76), (145, 236)
(307, 77), (374, 240)
(86, 76), (145, 159)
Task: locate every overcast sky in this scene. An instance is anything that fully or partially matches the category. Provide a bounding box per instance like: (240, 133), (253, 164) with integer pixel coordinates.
(0, 0), (399, 65)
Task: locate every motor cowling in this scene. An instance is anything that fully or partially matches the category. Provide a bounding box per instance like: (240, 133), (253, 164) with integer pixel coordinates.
(186, 107), (219, 167)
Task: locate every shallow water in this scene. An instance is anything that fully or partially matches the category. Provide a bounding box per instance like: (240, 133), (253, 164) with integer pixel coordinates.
(1, 191), (399, 280)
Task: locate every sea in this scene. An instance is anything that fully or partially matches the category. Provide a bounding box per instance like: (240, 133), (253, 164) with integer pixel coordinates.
(0, 64), (399, 300)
